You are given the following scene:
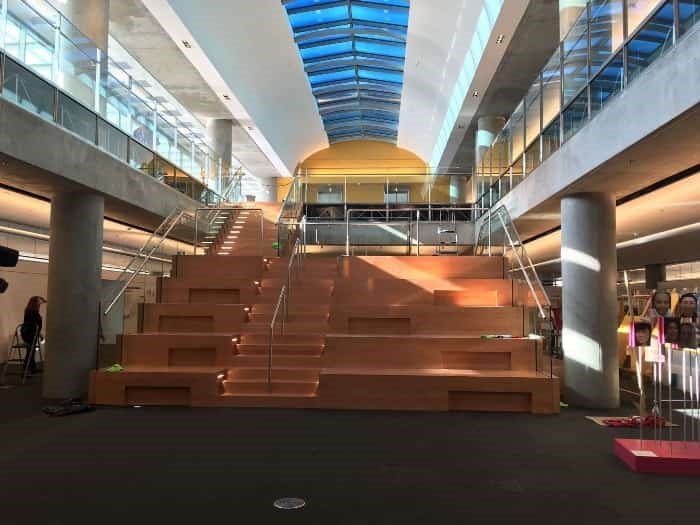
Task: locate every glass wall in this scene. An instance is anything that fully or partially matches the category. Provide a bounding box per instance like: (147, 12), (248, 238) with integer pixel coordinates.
(0, 0), (225, 204)
(474, 0), (697, 214)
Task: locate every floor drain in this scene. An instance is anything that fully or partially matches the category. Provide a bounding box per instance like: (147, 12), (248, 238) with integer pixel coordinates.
(273, 497), (306, 510)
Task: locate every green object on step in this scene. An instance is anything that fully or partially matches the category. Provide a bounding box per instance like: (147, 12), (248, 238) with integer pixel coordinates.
(272, 241), (280, 249)
(106, 364), (124, 373)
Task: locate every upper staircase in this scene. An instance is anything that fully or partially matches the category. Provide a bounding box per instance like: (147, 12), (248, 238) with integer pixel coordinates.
(90, 202), (559, 413)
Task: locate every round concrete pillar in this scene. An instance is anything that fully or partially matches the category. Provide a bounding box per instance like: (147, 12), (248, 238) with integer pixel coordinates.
(561, 192), (619, 408)
(57, 0), (110, 51)
(475, 116), (506, 166)
(44, 192), (104, 400)
(207, 119), (234, 172)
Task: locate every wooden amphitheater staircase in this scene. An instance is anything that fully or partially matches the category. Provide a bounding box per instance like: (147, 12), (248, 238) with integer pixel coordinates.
(90, 203), (559, 413)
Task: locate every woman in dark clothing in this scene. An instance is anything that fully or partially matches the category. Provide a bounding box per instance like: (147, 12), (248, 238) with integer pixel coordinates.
(20, 296), (46, 374)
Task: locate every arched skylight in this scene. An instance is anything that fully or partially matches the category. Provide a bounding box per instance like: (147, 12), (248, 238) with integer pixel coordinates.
(282, 0), (410, 144)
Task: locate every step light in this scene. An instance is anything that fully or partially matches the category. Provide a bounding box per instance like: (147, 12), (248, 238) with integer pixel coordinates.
(231, 337), (238, 343)
(217, 373), (226, 380)
(254, 281), (260, 286)
(244, 307), (250, 312)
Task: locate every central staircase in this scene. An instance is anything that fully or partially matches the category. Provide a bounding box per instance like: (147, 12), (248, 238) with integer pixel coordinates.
(91, 202), (559, 413)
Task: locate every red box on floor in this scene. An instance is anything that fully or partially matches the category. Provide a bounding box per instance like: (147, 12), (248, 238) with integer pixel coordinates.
(615, 438), (700, 475)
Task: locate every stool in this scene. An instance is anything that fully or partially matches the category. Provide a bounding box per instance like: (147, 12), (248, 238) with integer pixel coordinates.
(1, 324), (41, 385)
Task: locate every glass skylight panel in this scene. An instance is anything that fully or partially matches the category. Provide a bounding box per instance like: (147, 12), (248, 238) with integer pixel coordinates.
(350, 4), (409, 26)
(300, 40), (353, 60)
(288, 5), (349, 29)
(283, 0), (409, 143)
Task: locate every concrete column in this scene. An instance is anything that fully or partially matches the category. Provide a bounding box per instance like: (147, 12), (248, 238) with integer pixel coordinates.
(56, 0), (110, 52)
(559, 0), (587, 40)
(474, 116), (505, 202)
(44, 192), (104, 400)
(561, 192), (619, 408)
(475, 116), (506, 166)
(207, 119), (233, 172)
(645, 264), (666, 290)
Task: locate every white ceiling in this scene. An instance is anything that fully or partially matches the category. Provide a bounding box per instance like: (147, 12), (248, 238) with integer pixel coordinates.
(398, 0), (485, 163)
(141, 0), (329, 177)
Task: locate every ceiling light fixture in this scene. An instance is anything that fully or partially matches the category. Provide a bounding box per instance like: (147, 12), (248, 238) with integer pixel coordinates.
(496, 34), (505, 44)
(472, 90), (479, 98)
(182, 40), (192, 49)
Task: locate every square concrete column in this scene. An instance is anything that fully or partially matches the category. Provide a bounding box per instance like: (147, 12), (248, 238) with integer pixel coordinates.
(561, 192), (619, 408)
(44, 191), (104, 400)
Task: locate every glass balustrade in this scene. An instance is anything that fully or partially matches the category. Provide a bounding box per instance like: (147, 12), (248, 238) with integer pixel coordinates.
(0, 0), (228, 205)
(475, 0), (700, 214)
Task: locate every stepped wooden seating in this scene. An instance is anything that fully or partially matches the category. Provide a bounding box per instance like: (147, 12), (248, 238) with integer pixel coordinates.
(90, 206), (559, 413)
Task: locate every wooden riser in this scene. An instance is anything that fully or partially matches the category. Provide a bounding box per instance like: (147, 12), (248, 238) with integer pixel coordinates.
(222, 379), (318, 396)
(237, 342), (324, 356)
(323, 335), (540, 371)
(252, 303), (330, 315)
(317, 369), (560, 414)
(121, 334), (237, 367)
(243, 321), (330, 334)
(232, 354), (322, 368)
(329, 305), (525, 336)
(339, 256), (506, 280)
(332, 278), (516, 307)
(173, 255), (265, 280)
(141, 304), (247, 333)
(228, 367), (320, 381)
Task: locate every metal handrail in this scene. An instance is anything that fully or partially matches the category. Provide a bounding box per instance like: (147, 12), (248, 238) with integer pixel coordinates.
(477, 205), (551, 319)
(104, 208), (188, 315)
(287, 237), (303, 298)
(268, 285), (288, 389)
(193, 207), (265, 256)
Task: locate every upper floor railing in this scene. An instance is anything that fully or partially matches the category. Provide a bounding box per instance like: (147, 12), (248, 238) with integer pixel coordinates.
(0, 0), (233, 205)
(474, 0), (699, 216)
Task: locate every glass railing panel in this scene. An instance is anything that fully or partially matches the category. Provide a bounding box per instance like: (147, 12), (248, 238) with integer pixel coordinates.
(627, 0), (665, 36)
(524, 140), (541, 175)
(511, 155), (524, 189)
(98, 72), (130, 133)
(128, 138), (155, 177)
(2, 56), (54, 120)
(57, 91), (96, 142)
(510, 101), (525, 160)
(345, 175), (387, 205)
(524, 75), (542, 148)
(562, 8), (589, 105)
(562, 90), (589, 142)
(679, 0), (700, 35)
(97, 118), (128, 162)
(155, 156), (176, 185)
(176, 134), (193, 174)
(5, 0), (55, 80)
(626, 1), (674, 84)
(130, 92), (155, 149)
(590, 51), (623, 117)
(541, 117), (561, 163)
(57, 31), (97, 109)
(590, 0), (624, 76)
(541, 48), (562, 129)
(192, 144), (207, 181)
(155, 114), (177, 164)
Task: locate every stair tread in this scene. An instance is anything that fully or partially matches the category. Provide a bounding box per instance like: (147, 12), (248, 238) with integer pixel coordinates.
(221, 391), (318, 398)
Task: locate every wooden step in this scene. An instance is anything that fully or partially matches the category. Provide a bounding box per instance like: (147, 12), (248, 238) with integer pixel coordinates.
(228, 367), (320, 381)
(243, 321), (328, 334)
(237, 342), (324, 356)
(317, 368), (559, 414)
(222, 379), (318, 395)
(232, 354), (322, 368)
(251, 303), (330, 315)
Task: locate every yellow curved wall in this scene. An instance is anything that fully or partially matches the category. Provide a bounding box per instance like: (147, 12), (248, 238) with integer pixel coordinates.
(299, 140), (428, 175)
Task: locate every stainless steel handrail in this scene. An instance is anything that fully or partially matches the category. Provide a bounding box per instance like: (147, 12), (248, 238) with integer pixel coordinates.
(268, 285), (288, 389)
(287, 237), (303, 298)
(193, 207), (265, 256)
(104, 208), (188, 315)
(478, 205), (551, 319)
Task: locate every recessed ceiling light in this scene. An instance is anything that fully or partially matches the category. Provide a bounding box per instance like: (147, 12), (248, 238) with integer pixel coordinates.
(472, 90), (479, 97)
(182, 40), (192, 48)
(223, 94), (231, 100)
(496, 34), (505, 44)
